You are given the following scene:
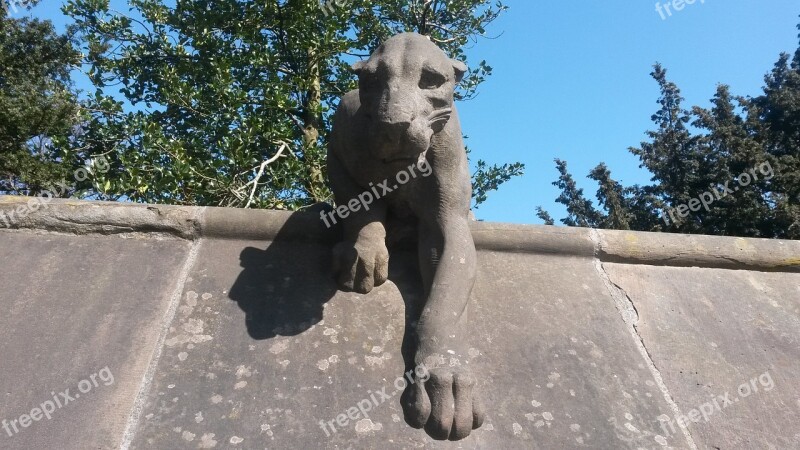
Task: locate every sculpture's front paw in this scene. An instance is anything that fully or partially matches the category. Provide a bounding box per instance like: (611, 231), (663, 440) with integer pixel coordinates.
(332, 240), (389, 294)
(401, 367), (485, 441)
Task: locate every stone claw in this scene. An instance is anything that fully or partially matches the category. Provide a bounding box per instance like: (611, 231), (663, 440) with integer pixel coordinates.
(401, 367), (484, 441)
(332, 239), (389, 294)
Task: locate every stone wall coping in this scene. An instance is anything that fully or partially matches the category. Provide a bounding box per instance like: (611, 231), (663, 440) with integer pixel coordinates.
(2, 196), (797, 272)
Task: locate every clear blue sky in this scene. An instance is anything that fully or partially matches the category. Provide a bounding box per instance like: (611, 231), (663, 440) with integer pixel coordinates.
(25, 1), (800, 224)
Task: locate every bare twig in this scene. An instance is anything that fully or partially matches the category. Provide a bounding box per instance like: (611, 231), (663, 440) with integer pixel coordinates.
(244, 141), (292, 208)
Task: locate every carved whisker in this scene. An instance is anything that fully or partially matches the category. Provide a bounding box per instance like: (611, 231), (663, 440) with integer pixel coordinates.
(428, 109), (452, 128)
(428, 108), (452, 123)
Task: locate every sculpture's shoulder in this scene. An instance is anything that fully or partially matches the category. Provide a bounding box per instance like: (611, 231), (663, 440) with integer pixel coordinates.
(330, 90), (362, 156)
(334, 90), (361, 119)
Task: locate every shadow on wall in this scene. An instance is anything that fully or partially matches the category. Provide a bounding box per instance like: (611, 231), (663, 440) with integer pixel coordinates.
(227, 207), (432, 433)
(226, 207), (426, 378)
(227, 207), (341, 340)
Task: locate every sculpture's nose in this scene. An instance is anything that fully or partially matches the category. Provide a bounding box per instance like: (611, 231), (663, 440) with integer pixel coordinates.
(377, 120), (413, 143)
(377, 84), (416, 127)
(379, 119), (411, 134)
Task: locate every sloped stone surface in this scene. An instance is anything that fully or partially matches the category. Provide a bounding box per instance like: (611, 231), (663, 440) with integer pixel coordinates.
(602, 263), (800, 449)
(0, 231), (191, 450)
(0, 200), (798, 450)
(129, 240), (690, 449)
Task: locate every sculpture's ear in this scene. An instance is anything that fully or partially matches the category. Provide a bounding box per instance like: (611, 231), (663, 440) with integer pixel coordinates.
(352, 60), (367, 76)
(452, 59), (468, 83)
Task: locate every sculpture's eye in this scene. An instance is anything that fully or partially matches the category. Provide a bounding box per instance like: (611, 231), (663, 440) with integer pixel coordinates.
(419, 69), (446, 90)
(360, 73), (380, 92)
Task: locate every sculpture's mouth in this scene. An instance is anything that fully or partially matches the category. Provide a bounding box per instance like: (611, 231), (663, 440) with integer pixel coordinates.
(382, 150), (429, 166)
(382, 155), (417, 163)
(367, 111), (439, 163)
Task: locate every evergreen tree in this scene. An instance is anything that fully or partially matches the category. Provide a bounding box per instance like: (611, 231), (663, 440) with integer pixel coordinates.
(550, 159), (602, 228)
(539, 20), (800, 239)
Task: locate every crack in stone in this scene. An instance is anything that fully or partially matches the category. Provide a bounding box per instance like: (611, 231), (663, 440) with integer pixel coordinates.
(589, 229), (698, 450)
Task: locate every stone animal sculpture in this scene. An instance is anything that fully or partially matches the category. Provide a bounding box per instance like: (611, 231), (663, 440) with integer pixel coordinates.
(326, 32), (483, 441)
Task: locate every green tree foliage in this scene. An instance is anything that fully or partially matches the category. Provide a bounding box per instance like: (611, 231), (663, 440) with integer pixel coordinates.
(0, 0), (86, 196)
(548, 158), (601, 228)
(53, 0), (522, 208)
(471, 156), (524, 209)
(539, 21), (800, 239)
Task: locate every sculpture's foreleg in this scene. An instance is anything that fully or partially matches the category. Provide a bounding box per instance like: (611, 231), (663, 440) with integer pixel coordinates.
(401, 213), (484, 440)
(328, 153), (389, 294)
